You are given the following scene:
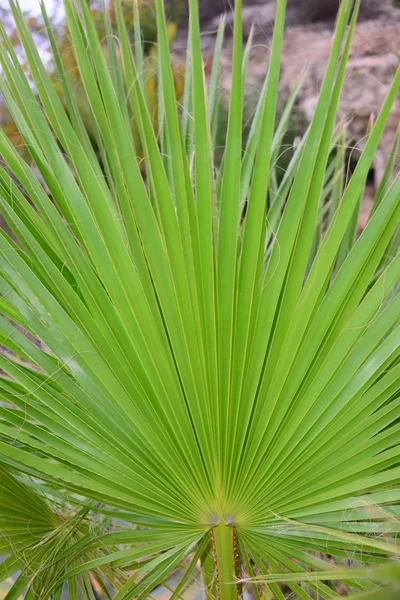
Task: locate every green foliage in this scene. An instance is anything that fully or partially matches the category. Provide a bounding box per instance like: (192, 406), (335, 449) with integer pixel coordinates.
(0, 468), (125, 597)
(0, 0), (399, 598)
(0, 0), (184, 162)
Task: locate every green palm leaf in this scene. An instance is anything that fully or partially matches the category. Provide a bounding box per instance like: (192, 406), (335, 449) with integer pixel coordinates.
(0, 467), (125, 598)
(0, 0), (399, 598)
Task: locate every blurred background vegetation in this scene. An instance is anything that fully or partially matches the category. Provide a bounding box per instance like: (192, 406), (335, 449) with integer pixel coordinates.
(0, 0), (186, 165)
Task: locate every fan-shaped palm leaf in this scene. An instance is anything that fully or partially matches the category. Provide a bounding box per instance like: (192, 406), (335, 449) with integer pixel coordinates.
(0, 0), (399, 598)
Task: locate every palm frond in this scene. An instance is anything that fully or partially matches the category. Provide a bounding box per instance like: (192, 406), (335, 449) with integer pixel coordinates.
(0, 0), (399, 597)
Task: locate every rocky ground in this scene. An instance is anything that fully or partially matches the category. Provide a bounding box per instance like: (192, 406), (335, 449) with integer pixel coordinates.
(173, 0), (400, 189)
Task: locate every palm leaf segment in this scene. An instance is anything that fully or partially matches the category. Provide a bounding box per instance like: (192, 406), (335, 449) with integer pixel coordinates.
(0, 467), (126, 598)
(0, 0), (399, 597)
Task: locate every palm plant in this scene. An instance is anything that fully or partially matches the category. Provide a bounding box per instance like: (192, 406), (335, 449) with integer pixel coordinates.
(0, 0), (399, 598)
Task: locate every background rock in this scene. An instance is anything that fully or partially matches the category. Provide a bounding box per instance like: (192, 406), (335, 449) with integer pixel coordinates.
(172, 0), (400, 186)
(261, 9), (400, 182)
(171, 0), (400, 40)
